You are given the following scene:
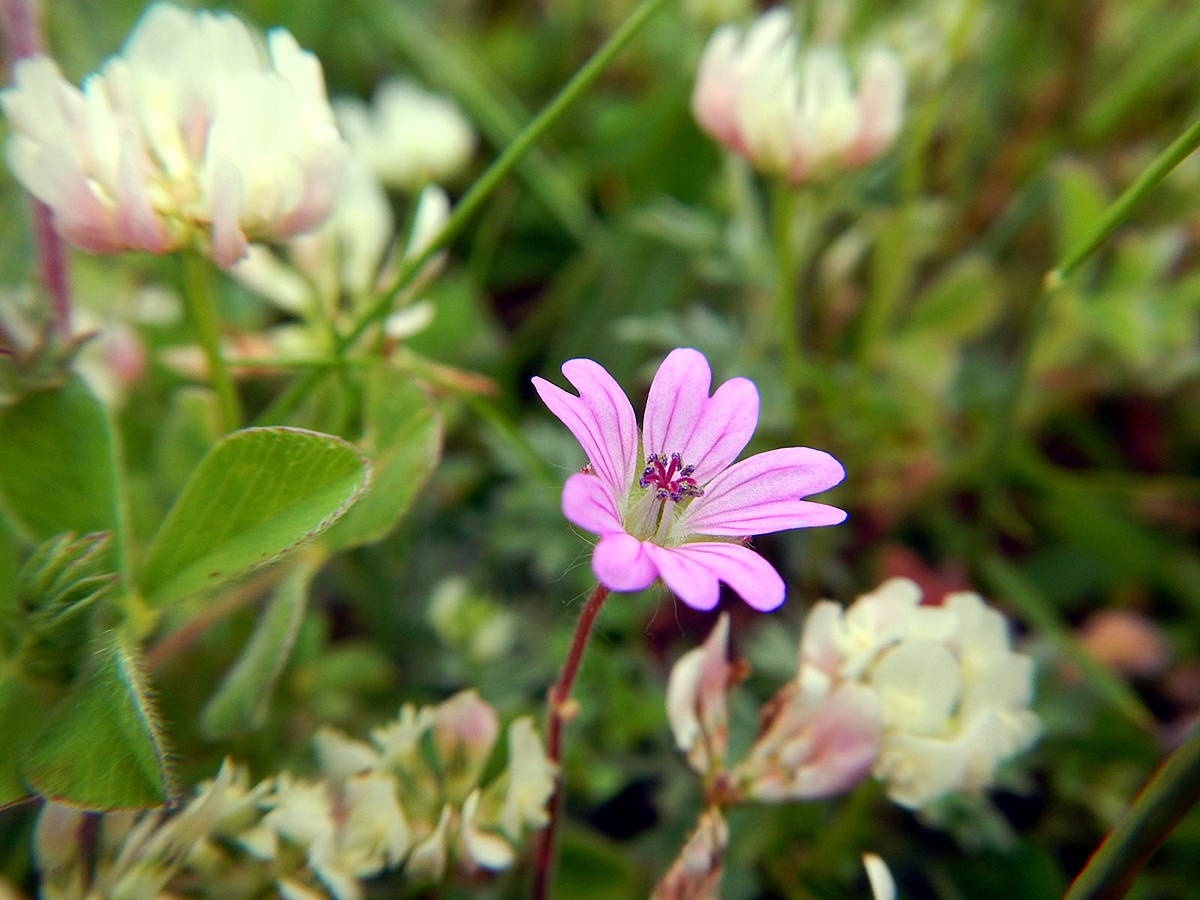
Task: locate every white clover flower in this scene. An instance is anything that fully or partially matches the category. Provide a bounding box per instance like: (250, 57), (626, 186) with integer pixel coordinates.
(692, 8), (904, 183)
(290, 155), (394, 303)
(337, 773), (412, 878)
(336, 79), (476, 191)
(458, 789), (515, 871)
(0, 2), (348, 268)
(800, 579), (1041, 810)
(500, 716), (558, 841)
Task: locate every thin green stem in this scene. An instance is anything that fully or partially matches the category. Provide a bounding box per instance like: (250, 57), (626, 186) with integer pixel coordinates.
(770, 182), (805, 388)
(1049, 114), (1200, 286)
(346, 0), (669, 353)
(1062, 721), (1200, 900)
(984, 110), (1200, 477)
(358, 0), (596, 242)
(183, 253), (242, 433)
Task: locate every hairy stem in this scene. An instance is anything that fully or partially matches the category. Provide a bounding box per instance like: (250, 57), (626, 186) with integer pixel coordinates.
(531, 583), (611, 900)
(0, 0), (73, 338)
(183, 253), (242, 433)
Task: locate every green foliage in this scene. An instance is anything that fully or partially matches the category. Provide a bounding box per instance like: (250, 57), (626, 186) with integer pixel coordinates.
(23, 631), (173, 809)
(0, 377), (121, 565)
(138, 427), (368, 606)
(322, 365), (443, 551)
(199, 558), (314, 738)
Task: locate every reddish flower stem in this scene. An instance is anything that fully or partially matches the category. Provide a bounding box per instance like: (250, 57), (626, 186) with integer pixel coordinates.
(0, 0), (73, 338)
(531, 583), (610, 900)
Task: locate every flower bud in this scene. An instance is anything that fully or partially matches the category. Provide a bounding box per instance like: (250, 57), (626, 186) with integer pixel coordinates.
(736, 666), (883, 802)
(500, 716), (558, 841)
(666, 613), (733, 776)
(649, 808), (728, 900)
(432, 690), (500, 801)
(405, 804), (452, 883)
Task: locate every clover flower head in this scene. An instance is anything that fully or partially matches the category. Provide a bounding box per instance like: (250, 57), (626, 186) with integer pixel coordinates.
(533, 348), (845, 612)
(692, 8), (905, 184)
(801, 579), (1041, 809)
(1, 2), (348, 268)
(335, 79), (476, 191)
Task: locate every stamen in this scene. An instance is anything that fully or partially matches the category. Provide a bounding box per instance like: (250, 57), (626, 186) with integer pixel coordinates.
(638, 450), (704, 503)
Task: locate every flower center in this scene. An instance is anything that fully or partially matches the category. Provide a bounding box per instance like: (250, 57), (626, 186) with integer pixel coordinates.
(639, 452), (704, 503)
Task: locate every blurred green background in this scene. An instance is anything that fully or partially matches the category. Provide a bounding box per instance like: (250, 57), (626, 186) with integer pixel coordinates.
(3, 0), (1200, 897)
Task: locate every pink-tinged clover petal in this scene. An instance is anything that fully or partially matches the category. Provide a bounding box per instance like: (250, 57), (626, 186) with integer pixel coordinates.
(742, 681), (883, 801)
(532, 358), (638, 498)
(680, 447), (846, 536)
(592, 533), (658, 593)
(116, 122), (172, 253)
(561, 473), (623, 536)
(646, 541), (785, 612)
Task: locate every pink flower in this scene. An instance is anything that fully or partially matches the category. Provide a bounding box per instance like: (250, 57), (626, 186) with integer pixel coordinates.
(532, 348), (845, 611)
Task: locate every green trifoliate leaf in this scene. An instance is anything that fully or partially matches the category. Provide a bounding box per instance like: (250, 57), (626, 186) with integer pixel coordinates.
(200, 558), (315, 738)
(138, 427), (369, 606)
(23, 631), (174, 810)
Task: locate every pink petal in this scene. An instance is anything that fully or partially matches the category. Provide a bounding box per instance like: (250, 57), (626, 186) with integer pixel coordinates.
(115, 122), (172, 254)
(561, 473), (624, 536)
(692, 25), (745, 150)
(645, 541), (785, 612)
(592, 533), (658, 593)
(644, 348), (709, 460)
(680, 447), (846, 536)
(532, 359), (638, 498)
(642, 349), (759, 484)
(684, 376), (759, 484)
(757, 683), (883, 800)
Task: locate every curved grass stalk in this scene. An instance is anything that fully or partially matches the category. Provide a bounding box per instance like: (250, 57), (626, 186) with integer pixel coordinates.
(1062, 721), (1200, 900)
(256, 0), (670, 426)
